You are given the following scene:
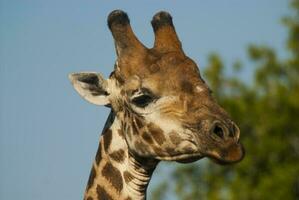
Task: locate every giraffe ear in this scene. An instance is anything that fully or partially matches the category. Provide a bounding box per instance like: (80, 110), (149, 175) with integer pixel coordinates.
(68, 72), (110, 106)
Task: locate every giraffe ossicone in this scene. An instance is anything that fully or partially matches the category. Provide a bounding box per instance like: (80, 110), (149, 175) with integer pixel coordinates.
(69, 10), (244, 200)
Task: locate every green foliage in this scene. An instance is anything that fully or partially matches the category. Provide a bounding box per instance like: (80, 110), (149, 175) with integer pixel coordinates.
(153, 0), (299, 199)
(151, 182), (169, 200)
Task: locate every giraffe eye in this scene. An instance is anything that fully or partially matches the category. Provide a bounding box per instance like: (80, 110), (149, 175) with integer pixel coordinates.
(132, 94), (154, 108)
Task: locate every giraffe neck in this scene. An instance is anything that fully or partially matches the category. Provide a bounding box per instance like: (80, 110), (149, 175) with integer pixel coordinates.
(84, 111), (159, 200)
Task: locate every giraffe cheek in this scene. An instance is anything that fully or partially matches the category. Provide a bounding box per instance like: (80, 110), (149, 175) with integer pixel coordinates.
(147, 123), (166, 145)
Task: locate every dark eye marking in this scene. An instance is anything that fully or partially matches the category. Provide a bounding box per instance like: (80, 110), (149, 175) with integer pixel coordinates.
(131, 88), (157, 108)
(132, 95), (154, 108)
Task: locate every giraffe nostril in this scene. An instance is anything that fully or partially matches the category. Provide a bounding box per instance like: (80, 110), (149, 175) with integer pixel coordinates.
(210, 121), (240, 141)
(212, 124), (224, 139)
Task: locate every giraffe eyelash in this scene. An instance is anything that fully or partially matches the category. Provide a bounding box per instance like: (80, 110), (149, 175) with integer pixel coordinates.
(130, 88), (158, 108)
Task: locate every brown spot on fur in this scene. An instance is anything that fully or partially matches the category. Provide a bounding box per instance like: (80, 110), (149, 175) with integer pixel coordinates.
(117, 129), (125, 139)
(86, 197), (93, 200)
(120, 89), (126, 96)
(123, 171), (134, 184)
(169, 131), (181, 146)
(181, 80), (193, 94)
(110, 149), (125, 163)
(166, 147), (177, 155)
(148, 123), (166, 145)
(153, 146), (164, 155)
(149, 64), (160, 73)
(134, 140), (147, 154)
(131, 121), (139, 135)
(102, 163), (123, 193)
(134, 117), (144, 129)
(86, 165), (96, 191)
(142, 131), (153, 144)
(103, 129), (112, 153)
(96, 185), (112, 200)
(125, 198), (132, 200)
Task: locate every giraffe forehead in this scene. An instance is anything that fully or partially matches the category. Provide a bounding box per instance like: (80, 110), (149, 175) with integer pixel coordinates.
(114, 52), (211, 104)
(117, 50), (200, 81)
(140, 73), (207, 97)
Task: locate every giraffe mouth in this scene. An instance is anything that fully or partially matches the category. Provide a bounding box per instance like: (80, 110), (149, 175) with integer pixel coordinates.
(205, 142), (245, 164)
(163, 141), (244, 164)
(193, 125), (245, 164)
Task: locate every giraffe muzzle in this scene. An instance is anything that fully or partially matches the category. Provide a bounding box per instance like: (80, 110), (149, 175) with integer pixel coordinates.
(192, 119), (244, 164)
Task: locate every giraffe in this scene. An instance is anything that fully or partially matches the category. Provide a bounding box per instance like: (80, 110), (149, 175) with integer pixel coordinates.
(69, 10), (244, 200)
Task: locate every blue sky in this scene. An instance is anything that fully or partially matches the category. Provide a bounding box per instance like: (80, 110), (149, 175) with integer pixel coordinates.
(0, 0), (289, 199)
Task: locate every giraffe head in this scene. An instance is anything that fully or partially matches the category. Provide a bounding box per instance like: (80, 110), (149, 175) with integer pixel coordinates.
(69, 10), (244, 164)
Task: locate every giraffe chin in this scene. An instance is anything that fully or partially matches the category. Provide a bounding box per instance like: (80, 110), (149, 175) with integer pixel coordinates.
(155, 153), (204, 163)
(176, 155), (203, 163)
(206, 143), (245, 165)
